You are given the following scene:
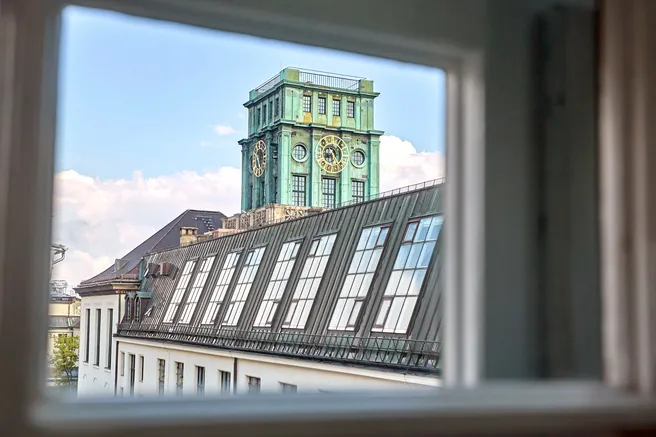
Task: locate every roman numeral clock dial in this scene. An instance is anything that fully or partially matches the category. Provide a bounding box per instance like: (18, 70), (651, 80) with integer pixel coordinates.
(315, 135), (349, 174)
(251, 140), (267, 177)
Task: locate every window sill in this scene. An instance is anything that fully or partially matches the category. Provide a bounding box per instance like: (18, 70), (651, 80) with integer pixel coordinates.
(32, 382), (656, 436)
(104, 368), (111, 373)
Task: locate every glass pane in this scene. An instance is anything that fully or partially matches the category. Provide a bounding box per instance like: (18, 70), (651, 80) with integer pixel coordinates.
(408, 269), (426, 295)
(349, 251), (363, 273)
(404, 243), (423, 269)
(394, 245), (411, 269)
(404, 222), (418, 241)
(366, 227), (380, 249)
(396, 297), (418, 333)
(417, 241), (436, 268)
(357, 228), (371, 250)
(397, 270), (414, 296)
(384, 298), (404, 332)
(375, 299), (392, 327)
(427, 216), (443, 241)
(384, 271), (402, 296)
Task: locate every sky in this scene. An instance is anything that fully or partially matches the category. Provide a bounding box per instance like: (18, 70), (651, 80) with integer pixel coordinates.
(52, 6), (446, 291)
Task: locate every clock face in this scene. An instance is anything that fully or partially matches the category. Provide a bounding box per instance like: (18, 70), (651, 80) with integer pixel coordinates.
(315, 135), (349, 174)
(251, 140), (267, 177)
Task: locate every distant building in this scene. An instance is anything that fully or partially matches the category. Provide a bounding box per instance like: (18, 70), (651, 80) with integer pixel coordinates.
(75, 210), (225, 396)
(238, 68), (383, 213)
(47, 281), (81, 376)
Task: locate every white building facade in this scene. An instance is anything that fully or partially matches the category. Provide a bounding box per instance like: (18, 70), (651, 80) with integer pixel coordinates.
(77, 294), (123, 397)
(115, 338), (438, 397)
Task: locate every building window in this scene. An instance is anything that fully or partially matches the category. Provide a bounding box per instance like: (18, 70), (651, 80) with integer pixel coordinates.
(135, 298), (141, 322)
(283, 234), (337, 329)
(175, 362), (184, 396)
(247, 376), (261, 393)
(352, 180), (365, 203)
(129, 354), (136, 396)
(178, 255), (216, 324)
(120, 352), (125, 376)
(221, 246), (266, 326)
(292, 175), (306, 207)
(280, 382), (297, 393)
(163, 259), (197, 323)
(219, 370), (231, 394)
(157, 359), (165, 395)
(268, 101), (273, 121)
(257, 108), (261, 127)
(302, 94), (311, 112)
(274, 96), (280, 117)
(201, 251), (241, 325)
(329, 226), (389, 330)
(332, 99), (341, 116)
(373, 215), (443, 333)
(254, 241), (302, 327)
(322, 177), (336, 209)
(139, 355), (144, 382)
(352, 150), (365, 166)
(318, 97), (326, 114)
(347, 101), (355, 117)
(84, 308), (90, 362)
(292, 144), (307, 161)
(106, 308), (113, 368)
(196, 366), (205, 395)
(125, 296), (132, 322)
(263, 103), (267, 124)
(94, 309), (101, 366)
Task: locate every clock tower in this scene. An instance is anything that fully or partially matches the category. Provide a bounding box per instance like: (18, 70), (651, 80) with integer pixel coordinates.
(238, 68), (383, 212)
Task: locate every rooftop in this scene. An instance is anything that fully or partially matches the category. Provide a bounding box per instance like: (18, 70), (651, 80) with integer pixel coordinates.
(118, 183), (444, 375)
(251, 67), (372, 100)
(77, 209), (226, 289)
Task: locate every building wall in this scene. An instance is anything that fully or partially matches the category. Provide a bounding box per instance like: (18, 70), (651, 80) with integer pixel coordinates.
(78, 294), (123, 397)
(116, 337), (439, 397)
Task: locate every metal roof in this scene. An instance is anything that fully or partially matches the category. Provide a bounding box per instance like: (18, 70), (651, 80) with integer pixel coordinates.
(118, 185), (444, 374)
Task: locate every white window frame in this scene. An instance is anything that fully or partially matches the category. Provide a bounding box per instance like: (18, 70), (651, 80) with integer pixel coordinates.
(2, 1), (656, 437)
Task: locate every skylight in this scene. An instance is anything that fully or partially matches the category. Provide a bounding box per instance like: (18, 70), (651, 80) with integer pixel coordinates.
(200, 252), (240, 325)
(372, 215), (442, 334)
(221, 246), (266, 326)
(177, 255), (216, 324)
(254, 241), (301, 327)
(329, 225), (389, 330)
(163, 260), (197, 323)
(283, 233), (336, 329)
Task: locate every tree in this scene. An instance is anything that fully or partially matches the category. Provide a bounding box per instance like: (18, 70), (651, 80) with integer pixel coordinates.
(50, 335), (79, 385)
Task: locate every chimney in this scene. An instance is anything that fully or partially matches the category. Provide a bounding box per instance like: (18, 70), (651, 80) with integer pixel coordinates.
(179, 227), (198, 246)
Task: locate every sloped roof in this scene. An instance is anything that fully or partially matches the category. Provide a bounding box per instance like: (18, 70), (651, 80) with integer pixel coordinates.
(49, 315), (80, 329)
(79, 209), (226, 287)
(118, 184), (443, 374)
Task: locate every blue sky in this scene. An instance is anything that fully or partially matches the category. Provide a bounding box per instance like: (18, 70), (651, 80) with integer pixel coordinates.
(56, 6), (446, 180)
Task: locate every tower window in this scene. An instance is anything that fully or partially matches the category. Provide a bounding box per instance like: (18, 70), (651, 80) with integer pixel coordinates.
(322, 177), (336, 209)
(292, 175), (306, 206)
(352, 180), (365, 203)
(263, 104), (267, 124)
(302, 95), (311, 112)
(332, 99), (341, 116)
(257, 108), (261, 127)
(274, 97), (280, 117)
(269, 101), (273, 121)
(347, 101), (355, 118)
(318, 97), (326, 114)
(292, 144), (307, 161)
(352, 150), (365, 166)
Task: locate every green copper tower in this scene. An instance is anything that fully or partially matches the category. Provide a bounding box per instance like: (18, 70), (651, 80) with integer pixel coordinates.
(239, 68), (383, 212)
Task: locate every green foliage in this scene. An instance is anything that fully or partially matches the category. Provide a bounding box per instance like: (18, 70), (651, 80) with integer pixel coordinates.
(50, 335), (79, 385)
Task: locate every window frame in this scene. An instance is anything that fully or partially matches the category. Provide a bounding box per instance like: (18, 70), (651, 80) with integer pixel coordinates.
(302, 94), (311, 113)
(317, 96), (326, 114)
(4, 1), (644, 437)
(291, 174), (306, 206)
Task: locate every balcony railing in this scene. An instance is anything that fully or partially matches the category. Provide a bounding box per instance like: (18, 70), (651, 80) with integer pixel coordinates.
(298, 69), (361, 91)
(117, 323), (441, 374)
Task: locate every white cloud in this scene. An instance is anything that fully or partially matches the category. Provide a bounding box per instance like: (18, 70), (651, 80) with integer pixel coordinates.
(214, 125), (237, 135)
(378, 135), (445, 191)
(51, 135), (443, 291)
(51, 167), (241, 290)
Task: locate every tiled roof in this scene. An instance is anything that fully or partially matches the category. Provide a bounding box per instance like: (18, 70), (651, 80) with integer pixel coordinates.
(118, 184), (444, 374)
(79, 209), (226, 286)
